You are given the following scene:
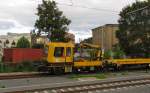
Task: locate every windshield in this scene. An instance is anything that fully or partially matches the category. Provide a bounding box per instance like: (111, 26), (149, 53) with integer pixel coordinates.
(81, 48), (98, 60)
(74, 46), (99, 61)
(54, 47), (64, 57)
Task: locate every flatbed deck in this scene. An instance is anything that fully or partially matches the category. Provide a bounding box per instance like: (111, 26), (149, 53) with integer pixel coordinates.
(108, 58), (150, 65)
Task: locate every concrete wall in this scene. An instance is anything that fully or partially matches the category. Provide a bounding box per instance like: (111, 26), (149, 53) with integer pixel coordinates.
(92, 24), (118, 50)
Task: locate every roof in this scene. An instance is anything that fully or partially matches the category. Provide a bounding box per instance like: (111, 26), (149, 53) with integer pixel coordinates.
(92, 24), (118, 31)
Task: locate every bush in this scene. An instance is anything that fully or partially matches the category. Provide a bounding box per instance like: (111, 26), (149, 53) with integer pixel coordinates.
(112, 44), (125, 59)
(0, 61), (37, 73)
(20, 61), (37, 71)
(17, 36), (30, 48)
(104, 45), (126, 59)
(104, 50), (113, 59)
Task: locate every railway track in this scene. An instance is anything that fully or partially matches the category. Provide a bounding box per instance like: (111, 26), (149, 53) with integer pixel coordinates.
(5, 76), (150, 93)
(0, 68), (149, 80)
(0, 72), (41, 80)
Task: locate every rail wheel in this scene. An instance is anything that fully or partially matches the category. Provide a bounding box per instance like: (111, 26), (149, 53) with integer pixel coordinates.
(53, 67), (64, 75)
(73, 68), (79, 74)
(94, 66), (102, 72)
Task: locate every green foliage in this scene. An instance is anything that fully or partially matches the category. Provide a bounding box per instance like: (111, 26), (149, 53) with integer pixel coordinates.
(11, 40), (16, 48)
(35, 0), (71, 42)
(19, 61), (37, 72)
(112, 44), (126, 58)
(104, 45), (125, 59)
(70, 73), (106, 79)
(11, 40), (16, 45)
(0, 84), (6, 88)
(17, 36), (30, 48)
(104, 50), (112, 59)
(0, 61), (37, 73)
(117, 1), (150, 57)
(5, 39), (9, 44)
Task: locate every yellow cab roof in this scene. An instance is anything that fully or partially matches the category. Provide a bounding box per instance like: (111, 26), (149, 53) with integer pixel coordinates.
(46, 42), (74, 47)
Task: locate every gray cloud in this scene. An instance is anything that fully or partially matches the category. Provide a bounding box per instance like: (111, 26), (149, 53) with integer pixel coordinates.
(0, 0), (37, 27)
(0, 20), (15, 30)
(0, 0), (136, 41)
(0, 19), (32, 35)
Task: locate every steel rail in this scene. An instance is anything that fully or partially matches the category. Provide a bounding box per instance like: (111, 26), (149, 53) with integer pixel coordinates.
(7, 76), (150, 93)
(0, 72), (42, 80)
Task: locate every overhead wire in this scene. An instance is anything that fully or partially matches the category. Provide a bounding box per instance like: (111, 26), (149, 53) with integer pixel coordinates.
(125, 0), (130, 5)
(127, 5), (150, 14)
(55, 2), (119, 14)
(70, 0), (73, 6)
(35, 0), (119, 13)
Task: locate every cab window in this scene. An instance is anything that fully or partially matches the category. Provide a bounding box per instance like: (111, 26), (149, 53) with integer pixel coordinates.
(54, 47), (64, 57)
(66, 47), (71, 57)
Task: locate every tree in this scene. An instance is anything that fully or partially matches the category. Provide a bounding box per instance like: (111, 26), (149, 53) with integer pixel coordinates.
(30, 29), (37, 46)
(5, 39), (10, 48)
(12, 40), (16, 45)
(17, 37), (30, 48)
(5, 39), (9, 44)
(35, 0), (71, 42)
(11, 40), (16, 48)
(116, 1), (150, 57)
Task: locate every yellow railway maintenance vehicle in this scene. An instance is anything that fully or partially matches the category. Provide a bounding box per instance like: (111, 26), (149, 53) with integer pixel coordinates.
(38, 42), (103, 74)
(39, 42), (74, 74)
(73, 43), (103, 72)
(105, 58), (150, 70)
(38, 42), (150, 74)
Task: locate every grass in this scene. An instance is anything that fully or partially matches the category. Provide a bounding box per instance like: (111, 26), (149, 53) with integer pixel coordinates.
(0, 61), (37, 73)
(0, 84), (6, 88)
(69, 71), (131, 80)
(26, 79), (30, 83)
(121, 71), (129, 75)
(70, 73), (107, 79)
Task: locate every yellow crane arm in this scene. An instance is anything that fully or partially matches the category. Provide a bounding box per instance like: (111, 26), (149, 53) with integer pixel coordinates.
(80, 43), (100, 48)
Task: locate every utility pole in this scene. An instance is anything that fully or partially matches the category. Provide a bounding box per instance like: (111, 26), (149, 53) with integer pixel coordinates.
(79, 38), (82, 57)
(101, 26), (105, 59)
(101, 27), (104, 50)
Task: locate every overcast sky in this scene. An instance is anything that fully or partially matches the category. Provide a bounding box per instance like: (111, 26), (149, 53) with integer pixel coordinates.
(0, 0), (140, 42)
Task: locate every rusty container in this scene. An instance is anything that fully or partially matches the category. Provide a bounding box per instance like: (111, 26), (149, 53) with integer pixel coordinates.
(3, 48), (44, 64)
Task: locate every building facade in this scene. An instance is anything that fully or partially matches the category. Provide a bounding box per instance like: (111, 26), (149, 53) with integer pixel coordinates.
(92, 24), (119, 50)
(0, 33), (31, 58)
(33, 32), (75, 44)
